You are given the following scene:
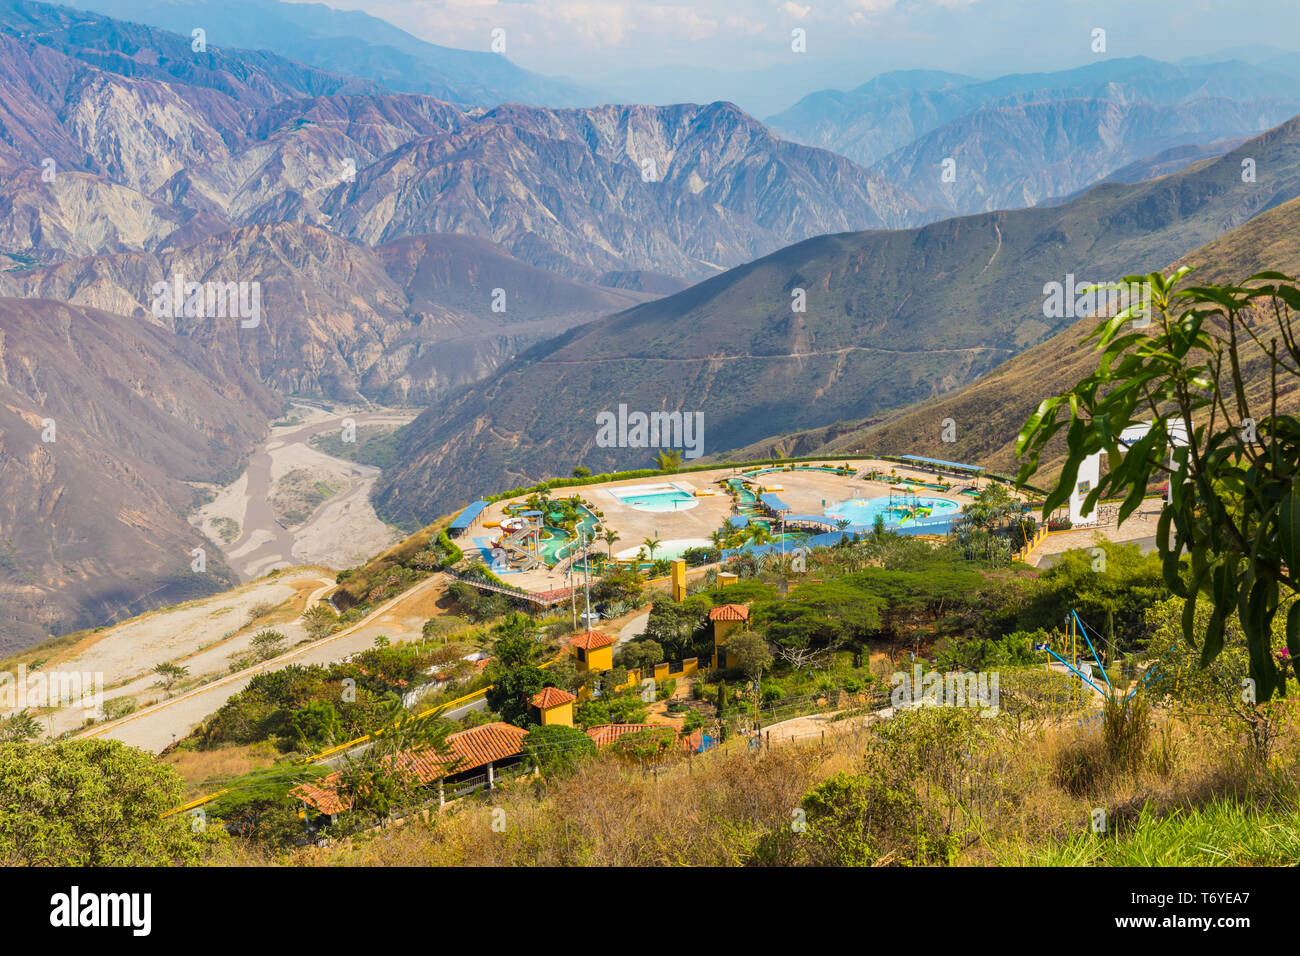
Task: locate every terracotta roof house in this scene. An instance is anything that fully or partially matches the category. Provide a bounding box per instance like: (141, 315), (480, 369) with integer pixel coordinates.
(291, 721), (530, 816)
(709, 604), (750, 667)
(530, 687), (577, 709)
(568, 630), (614, 650)
(707, 604), (749, 621)
(585, 723), (707, 753)
(568, 630), (614, 672)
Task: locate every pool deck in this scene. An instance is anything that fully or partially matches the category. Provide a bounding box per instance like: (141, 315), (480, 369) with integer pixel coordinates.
(467, 461), (986, 593)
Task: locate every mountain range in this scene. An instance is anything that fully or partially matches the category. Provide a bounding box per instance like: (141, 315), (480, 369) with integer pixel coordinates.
(0, 2), (926, 282)
(66, 0), (595, 108)
(769, 58), (1300, 215)
(3, 0), (1300, 649)
(720, 193), (1300, 476)
(373, 115), (1300, 523)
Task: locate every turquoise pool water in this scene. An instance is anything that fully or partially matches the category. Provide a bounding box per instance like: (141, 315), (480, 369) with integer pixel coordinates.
(614, 488), (697, 512)
(824, 495), (961, 528)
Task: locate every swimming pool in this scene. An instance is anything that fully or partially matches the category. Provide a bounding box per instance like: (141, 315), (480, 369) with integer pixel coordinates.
(823, 495), (961, 528)
(615, 537), (714, 561)
(609, 483), (699, 512)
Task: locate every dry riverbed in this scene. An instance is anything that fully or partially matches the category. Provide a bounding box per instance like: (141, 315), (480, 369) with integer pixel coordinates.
(193, 402), (416, 580)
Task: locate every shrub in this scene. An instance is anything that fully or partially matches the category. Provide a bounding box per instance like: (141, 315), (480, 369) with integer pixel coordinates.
(524, 724), (597, 777)
(102, 696), (137, 720)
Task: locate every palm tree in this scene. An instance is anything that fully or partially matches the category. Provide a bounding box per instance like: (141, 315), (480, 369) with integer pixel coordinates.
(642, 537), (662, 561)
(603, 528), (620, 557)
(652, 449), (683, 472)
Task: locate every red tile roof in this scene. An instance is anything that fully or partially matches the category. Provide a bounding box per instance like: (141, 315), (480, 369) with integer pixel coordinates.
(585, 723), (699, 752)
(290, 721), (529, 815)
(708, 604), (749, 621)
(568, 630), (613, 650)
(530, 686), (576, 709)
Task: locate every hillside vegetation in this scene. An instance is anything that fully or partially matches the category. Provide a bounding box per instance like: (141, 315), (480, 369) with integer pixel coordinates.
(723, 192), (1300, 476)
(377, 116), (1300, 523)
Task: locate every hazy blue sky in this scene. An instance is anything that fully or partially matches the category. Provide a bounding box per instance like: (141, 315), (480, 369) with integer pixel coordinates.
(314, 0), (1300, 86)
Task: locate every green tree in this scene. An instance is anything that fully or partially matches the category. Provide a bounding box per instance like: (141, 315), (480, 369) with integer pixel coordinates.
(0, 711), (40, 743)
(607, 694), (649, 724)
(726, 631), (773, 683)
(524, 724), (597, 777)
(643, 596), (710, 658)
(251, 629), (288, 661)
(652, 449), (683, 472)
(153, 661), (189, 692)
(302, 602), (338, 640)
(289, 699), (341, 750)
(618, 639), (665, 672)
(574, 699), (610, 729)
(486, 666), (549, 727)
(1018, 270), (1300, 699)
(0, 740), (216, 864)
(603, 528), (621, 557)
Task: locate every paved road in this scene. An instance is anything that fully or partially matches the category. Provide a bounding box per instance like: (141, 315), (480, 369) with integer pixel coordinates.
(77, 573), (446, 753)
(614, 611), (650, 648)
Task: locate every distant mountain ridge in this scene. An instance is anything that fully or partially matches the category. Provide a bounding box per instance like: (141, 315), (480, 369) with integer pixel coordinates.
(0, 2), (928, 280)
(373, 113), (1300, 523)
(721, 194), (1300, 478)
(770, 57), (1300, 215)
(65, 0), (596, 108)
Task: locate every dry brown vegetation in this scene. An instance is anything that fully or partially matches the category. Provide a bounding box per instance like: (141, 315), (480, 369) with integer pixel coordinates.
(279, 700), (1300, 867)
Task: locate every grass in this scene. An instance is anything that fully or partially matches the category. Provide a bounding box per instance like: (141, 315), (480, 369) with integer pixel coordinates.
(163, 742), (282, 796)
(266, 701), (1300, 867)
(998, 799), (1300, 866)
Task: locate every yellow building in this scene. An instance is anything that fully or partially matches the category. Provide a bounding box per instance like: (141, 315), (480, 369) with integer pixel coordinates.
(568, 630), (614, 672)
(708, 604), (749, 668)
(671, 558), (688, 601)
(530, 686), (577, 727)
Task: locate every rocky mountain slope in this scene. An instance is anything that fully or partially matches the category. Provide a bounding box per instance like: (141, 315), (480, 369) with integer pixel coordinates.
(721, 194), (1300, 478)
(373, 115), (1300, 522)
(770, 58), (1300, 216)
(10, 224), (649, 402)
(0, 297), (282, 651)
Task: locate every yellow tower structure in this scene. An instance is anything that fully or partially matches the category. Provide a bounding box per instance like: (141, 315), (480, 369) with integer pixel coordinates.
(671, 558), (688, 601)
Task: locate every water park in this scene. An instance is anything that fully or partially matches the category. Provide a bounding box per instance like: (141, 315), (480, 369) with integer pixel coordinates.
(449, 455), (1006, 597)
